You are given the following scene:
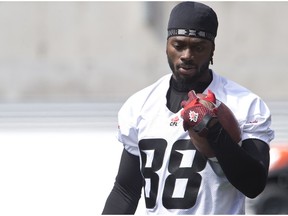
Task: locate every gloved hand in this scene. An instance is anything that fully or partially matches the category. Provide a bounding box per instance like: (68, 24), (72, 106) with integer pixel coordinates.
(180, 90), (218, 137)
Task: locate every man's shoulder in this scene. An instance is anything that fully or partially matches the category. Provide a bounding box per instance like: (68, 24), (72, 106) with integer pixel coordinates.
(212, 71), (247, 89)
(211, 71), (265, 107)
(119, 74), (171, 115)
(211, 71), (257, 99)
(126, 74), (171, 103)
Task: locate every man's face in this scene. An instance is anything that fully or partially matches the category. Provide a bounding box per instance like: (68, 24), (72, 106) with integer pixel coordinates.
(166, 36), (214, 83)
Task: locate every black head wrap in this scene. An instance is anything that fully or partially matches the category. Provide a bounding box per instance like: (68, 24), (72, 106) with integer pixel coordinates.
(167, 1), (218, 42)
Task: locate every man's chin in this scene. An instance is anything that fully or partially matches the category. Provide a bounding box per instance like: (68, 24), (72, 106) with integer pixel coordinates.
(175, 72), (199, 83)
(175, 75), (196, 85)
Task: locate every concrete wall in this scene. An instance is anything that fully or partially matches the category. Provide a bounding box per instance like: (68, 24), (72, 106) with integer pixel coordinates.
(208, 1), (288, 101)
(0, 1), (287, 102)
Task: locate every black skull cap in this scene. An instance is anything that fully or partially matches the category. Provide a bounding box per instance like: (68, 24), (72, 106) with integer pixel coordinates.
(167, 1), (218, 41)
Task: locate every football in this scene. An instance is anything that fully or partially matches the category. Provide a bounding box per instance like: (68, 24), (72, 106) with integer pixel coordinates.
(195, 93), (241, 144)
(187, 92), (242, 158)
(216, 101), (242, 144)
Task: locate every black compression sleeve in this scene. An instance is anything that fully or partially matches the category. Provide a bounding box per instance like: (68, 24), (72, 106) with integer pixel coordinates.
(102, 149), (143, 214)
(207, 122), (270, 198)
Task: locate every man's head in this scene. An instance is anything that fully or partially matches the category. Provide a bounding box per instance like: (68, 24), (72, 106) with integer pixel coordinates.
(166, 1), (218, 84)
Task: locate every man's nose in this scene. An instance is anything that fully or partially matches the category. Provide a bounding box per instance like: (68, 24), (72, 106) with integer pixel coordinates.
(180, 48), (194, 61)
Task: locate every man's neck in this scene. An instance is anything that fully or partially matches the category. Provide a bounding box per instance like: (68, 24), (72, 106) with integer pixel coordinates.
(171, 69), (213, 93)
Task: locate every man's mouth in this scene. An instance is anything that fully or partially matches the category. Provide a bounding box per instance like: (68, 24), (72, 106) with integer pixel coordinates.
(178, 65), (197, 74)
(179, 63), (197, 69)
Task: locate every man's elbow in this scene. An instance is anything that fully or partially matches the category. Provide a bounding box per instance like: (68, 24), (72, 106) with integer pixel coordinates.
(242, 172), (268, 199)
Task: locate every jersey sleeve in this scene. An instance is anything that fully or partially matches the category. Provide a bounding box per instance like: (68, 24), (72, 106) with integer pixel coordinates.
(240, 97), (274, 144)
(117, 97), (140, 156)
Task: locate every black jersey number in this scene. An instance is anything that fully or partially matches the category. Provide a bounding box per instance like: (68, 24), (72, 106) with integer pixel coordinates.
(139, 139), (207, 209)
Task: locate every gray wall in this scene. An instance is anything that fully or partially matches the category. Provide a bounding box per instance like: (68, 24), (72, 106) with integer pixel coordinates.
(0, 1), (287, 103)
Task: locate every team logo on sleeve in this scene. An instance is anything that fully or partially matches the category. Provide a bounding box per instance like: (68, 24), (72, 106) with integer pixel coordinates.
(170, 115), (179, 126)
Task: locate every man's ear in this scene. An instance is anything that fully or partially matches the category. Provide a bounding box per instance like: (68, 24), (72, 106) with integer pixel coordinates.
(165, 40), (169, 55)
(210, 44), (215, 65)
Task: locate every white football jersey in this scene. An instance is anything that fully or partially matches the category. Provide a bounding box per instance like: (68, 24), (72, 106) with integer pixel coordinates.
(117, 71), (274, 214)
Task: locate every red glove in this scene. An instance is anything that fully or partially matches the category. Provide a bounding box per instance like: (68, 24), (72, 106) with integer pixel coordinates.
(180, 90), (218, 137)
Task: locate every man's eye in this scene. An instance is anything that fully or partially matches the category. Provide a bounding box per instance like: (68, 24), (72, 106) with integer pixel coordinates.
(195, 45), (204, 52)
(173, 43), (183, 50)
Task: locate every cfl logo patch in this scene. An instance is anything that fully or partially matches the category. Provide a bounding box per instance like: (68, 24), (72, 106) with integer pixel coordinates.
(170, 115), (179, 126)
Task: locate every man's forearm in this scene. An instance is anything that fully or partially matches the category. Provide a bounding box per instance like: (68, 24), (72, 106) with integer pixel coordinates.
(207, 122), (270, 198)
(102, 149), (143, 214)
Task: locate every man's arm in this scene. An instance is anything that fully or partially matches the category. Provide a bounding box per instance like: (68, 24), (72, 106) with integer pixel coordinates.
(207, 122), (270, 198)
(180, 90), (270, 198)
(102, 148), (143, 214)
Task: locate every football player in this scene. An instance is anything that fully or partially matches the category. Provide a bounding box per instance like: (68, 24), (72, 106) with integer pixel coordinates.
(102, 1), (274, 214)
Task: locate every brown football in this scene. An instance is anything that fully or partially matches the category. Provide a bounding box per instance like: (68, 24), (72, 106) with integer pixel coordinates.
(188, 93), (241, 158)
(216, 102), (242, 144)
